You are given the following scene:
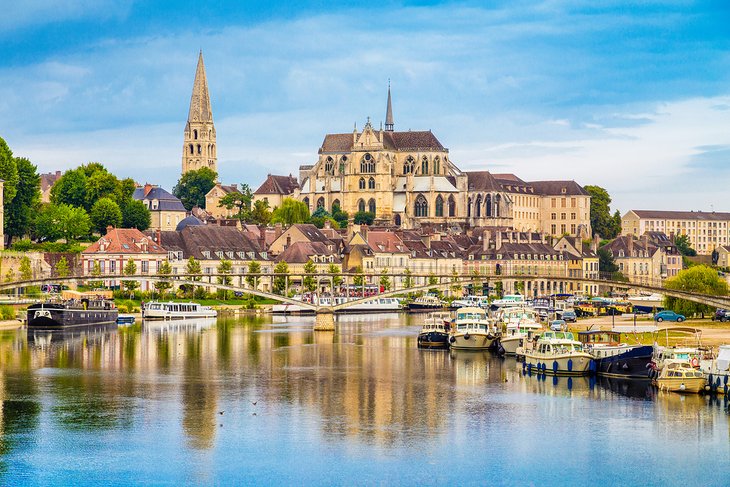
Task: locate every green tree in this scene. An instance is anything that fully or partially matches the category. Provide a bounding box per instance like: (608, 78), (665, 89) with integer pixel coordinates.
(271, 198), (310, 225)
(251, 199), (272, 225)
(155, 260), (173, 297)
(122, 258), (139, 294)
(218, 184), (253, 222)
(379, 267), (391, 291)
(34, 204), (91, 242)
(403, 268), (413, 288)
(327, 263), (342, 287)
(5, 157), (41, 245)
(451, 266), (461, 295)
(353, 211), (374, 225)
(674, 234), (697, 257)
(90, 197), (123, 234)
(585, 185), (620, 239)
(120, 198), (151, 230)
(183, 256), (202, 297)
(172, 167), (217, 210)
(331, 203), (349, 229)
(54, 257), (70, 278)
(428, 273), (438, 286)
(664, 265), (729, 317)
(273, 261), (290, 295)
(4, 268), (14, 283)
(88, 261), (103, 289)
(303, 259), (317, 292)
(50, 167), (86, 208)
(352, 265), (364, 287)
(19, 256), (33, 281)
(85, 170), (120, 209)
(598, 247), (619, 273)
(246, 261), (261, 288)
(0, 137), (19, 206)
(217, 259), (233, 299)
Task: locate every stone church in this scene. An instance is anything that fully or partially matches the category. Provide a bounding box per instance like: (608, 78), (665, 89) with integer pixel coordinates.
(181, 51), (217, 175)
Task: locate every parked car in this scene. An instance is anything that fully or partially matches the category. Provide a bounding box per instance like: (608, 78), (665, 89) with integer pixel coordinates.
(654, 310), (685, 323)
(713, 309), (730, 322)
(550, 319), (567, 331)
(561, 310), (577, 323)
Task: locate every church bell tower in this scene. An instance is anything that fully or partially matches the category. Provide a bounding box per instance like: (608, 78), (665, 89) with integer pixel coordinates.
(182, 51), (217, 176)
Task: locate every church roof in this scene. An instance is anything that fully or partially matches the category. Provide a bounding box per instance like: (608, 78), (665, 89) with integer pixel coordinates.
(385, 84), (394, 130)
(319, 130), (445, 153)
(466, 171), (502, 192)
(254, 174), (300, 195)
(186, 51), (213, 125)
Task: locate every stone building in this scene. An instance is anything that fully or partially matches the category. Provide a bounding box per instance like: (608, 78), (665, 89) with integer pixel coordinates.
(40, 171), (62, 203)
(182, 51), (217, 176)
(253, 174), (300, 209)
(205, 183), (240, 220)
(133, 184), (187, 231)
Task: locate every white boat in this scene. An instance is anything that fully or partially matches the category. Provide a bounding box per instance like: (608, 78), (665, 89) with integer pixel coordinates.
(656, 361), (706, 393)
(408, 295), (444, 311)
(142, 301), (217, 320)
(490, 294), (524, 309)
(520, 331), (593, 375)
(271, 294), (402, 313)
(449, 306), (499, 350)
(452, 295), (490, 309)
(650, 327), (712, 374)
(700, 344), (730, 394)
(499, 307), (543, 355)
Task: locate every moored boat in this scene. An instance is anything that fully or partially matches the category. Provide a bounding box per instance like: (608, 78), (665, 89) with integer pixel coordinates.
(408, 295), (444, 312)
(451, 295), (490, 309)
(142, 301), (217, 320)
(490, 294), (524, 310)
(449, 306), (499, 350)
(498, 307), (542, 355)
(656, 361), (706, 393)
(578, 330), (653, 378)
(700, 344), (730, 395)
(417, 312), (452, 349)
(520, 331), (593, 375)
(27, 298), (118, 329)
(116, 314), (136, 325)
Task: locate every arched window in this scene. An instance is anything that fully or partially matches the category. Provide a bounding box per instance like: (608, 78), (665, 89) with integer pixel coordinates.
(435, 195), (444, 217)
(368, 198), (376, 214)
(360, 153), (375, 173)
(197, 144), (202, 154)
(494, 194), (501, 218)
(475, 195), (482, 218)
(414, 194), (428, 217)
(358, 199), (366, 213)
(316, 197), (325, 208)
(368, 177), (375, 189)
(421, 156), (429, 175)
(403, 156), (415, 174)
(359, 178), (366, 190)
(433, 157), (441, 175)
(189, 144), (194, 155)
(467, 197), (472, 217)
(448, 195), (456, 217)
(325, 157), (334, 175)
(394, 214), (401, 226)
(193, 129), (198, 140)
(303, 197), (310, 209)
(486, 194), (492, 217)
(331, 199), (340, 212)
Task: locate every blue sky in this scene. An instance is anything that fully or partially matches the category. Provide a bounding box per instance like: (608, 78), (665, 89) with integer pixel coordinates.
(1, 0), (729, 213)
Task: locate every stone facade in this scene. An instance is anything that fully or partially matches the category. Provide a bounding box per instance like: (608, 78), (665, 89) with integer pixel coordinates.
(133, 184), (187, 231)
(182, 51), (217, 176)
(205, 183), (240, 220)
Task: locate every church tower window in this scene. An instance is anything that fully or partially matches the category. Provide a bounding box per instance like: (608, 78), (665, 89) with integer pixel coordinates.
(358, 199), (366, 212)
(368, 177), (375, 190)
(359, 178), (366, 190)
(433, 157), (440, 175)
(368, 199), (376, 214)
(486, 194), (492, 217)
(316, 197), (325, 208)
(421, 156), (429, 175)
(361, 153), (375, 173)
(475, 194), (482, 218)
(414, 194), (428, 217)
(193, 129), (198, 140)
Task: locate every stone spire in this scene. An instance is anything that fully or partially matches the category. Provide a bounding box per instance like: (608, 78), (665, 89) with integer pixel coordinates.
(182, 51), (217, 176)
(385, 81), (394, 132)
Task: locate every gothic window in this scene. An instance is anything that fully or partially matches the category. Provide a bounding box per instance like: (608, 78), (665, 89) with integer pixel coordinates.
(368, 198), (376, 214)
(331, 199), (340, 212)
(360, 153), (375, 173)
(486, 194), (492, 217)
(475, 195), (482, 218)
(394, 214), (401, 226)
(358, 199), (366, 213)
(433, 157), (441, 175)
(316, 197), (325, 208)
(403, 156), (415, 174)
(435, 195), (444, 217)
(414, 194), (428, 217)
(189, 144), (194, 155)
(325, 157), (334, 175)
(359, 178), (366, 190)
(194, 129), (198, 140)
(339, 155), (347, 175)
(197, 144), (202, 154)
(421, 156), (429, 175)
(368, 177), (375, 189)
(467, 197), (472, 217)
(303, 197), (310, 209)
(448, 195), (456, 217)
(494, 194), (501, 218)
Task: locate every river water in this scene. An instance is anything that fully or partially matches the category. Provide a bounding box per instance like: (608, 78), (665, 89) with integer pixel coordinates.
(1, 313), (728, 485)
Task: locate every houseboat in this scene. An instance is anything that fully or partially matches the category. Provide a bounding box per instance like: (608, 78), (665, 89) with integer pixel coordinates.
(408, 295), (444, 312)
(578, 330), (653, 378)
(520, 331), (593, 375)
(449, 307), (499, 350)
(451, 295), (490, 309)
(271, 294), (401, 313)
(27, 297), (118, 329)
(490, 294), (524, 310)
(142, 301), (217, 320)
(417, 312), (452, 349)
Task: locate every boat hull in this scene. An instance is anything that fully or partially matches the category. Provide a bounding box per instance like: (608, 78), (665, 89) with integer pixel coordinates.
(500, 335), (524, 355)
(417, 331), (450, 349)
(703, 372), (730, 395)
(449, 333), (496, 350)
(656, 377), (706, 393)
(143, 311), (217, 320)
(523, 352), (593, 375)
(594, 345), (654, 378)
(27, 304), (118, 329)
(408, 303), (443, 312)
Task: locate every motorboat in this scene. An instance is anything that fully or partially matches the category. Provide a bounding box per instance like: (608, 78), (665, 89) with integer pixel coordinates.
(408, 295), (444, 312)
(577, 330), (653, 378)
(650, 327), (712, 374)
(448, 307), (499, 350)
(417, 312), (452, 349)
(116, 314), (136, 325)
(490, 294), (524, 309)
(142, 301), (217, 320)
(520, 331), (593, 375)
(656, 361), (706, 393)
(271, 294), (402, 313)
(498, 307), (542, 355)
(451, 295), (490, 309)
(699, 344), (730, 394)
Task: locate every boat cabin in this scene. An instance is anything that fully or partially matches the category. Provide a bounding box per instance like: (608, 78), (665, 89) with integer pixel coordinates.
(577, 331), (621, 346)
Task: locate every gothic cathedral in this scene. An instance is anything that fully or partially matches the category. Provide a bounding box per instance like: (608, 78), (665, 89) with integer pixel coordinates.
(182, 51), (217, 175)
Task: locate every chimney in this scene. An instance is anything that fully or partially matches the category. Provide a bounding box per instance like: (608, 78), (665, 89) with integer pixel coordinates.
(324, 219), (331, 230)
(496, 231), (503, 250)
(627, 235), (634, 256)
(347, 221), (354, 241)
(642, 233), (650, 251)
(143, 183), (153, 197)
(156, 229), (162, 244)
(591, 234), (600, 253)
(106, 225), (114, 235)
(55, 170), (62, 178)
(421, 232), (431, 248)
(482, 230), (492, 251)
(231, 183), (238, 190)
(274, 223), (283, 239)
(361, 224), (368, 240)
(574, 236), (582, 250)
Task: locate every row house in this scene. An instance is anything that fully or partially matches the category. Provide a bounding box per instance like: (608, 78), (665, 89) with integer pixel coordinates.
(553, 235), (600, 295)
(600, 232), (680, 285)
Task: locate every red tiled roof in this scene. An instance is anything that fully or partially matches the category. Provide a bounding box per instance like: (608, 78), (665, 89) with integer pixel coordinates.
(275, 242), (341, 264)
(83, 228), (166, 254)
(254, 175), (300, 195)
(367, 231), (408, 253)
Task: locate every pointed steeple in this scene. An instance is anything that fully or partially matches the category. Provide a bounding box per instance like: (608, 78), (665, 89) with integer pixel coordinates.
(182, 51), (217, 176)
(385, 80), (394, 132)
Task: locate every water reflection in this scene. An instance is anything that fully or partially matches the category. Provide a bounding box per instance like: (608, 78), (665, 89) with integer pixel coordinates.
(0, 314), (727, 484)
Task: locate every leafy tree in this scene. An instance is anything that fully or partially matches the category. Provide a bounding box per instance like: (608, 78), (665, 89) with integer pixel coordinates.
(0, 137), (19, 206)
(302, 259), (317, 292)
(428, 273), (438, 286)
(403, 268), (413, 288)
(218, 184), (252, 221)
(451, 266), (461, 295)
(120, 198), (151, 230)
(155, 260), (173, 296)
(246, 261), (261, 288)
(352, 265), (364, 287)
(122, 258), (139, 293)
(51, 167), (87, 208)
(271, 198), (310, 225)
(273, 261), (290, 295)
(4, 268), (14, 283)
(674, 234), (697, 257)
(379, 267), (391, 291)
(54, 257), (70, 278)
(172, 167), (217, 210)
(585, 185), (620, 238)
(251, 199), (272, 225)
(331, 203), (349, 229)
(182, 256), (202, 297)
(90, 197), (123, 234)
(327, 263), (342, 287)
(34, 204), (91, 242)
(19, 256), (33, 281)
(664, 265), (728, 317)
(88, 261), (103, 289)
(85, 170), (120, 209)
(308, 206), (338, 229)
(217, 259), (233, 299)
(5, 157), (41, 245)
(598, 247), (619, 273)
(353, 211), (374, 225)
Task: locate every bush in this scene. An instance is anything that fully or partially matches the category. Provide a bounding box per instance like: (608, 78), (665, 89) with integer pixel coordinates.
(0, 305), (16, 320)
(10, 239), (33, 252)
(194, 287), (207, 300)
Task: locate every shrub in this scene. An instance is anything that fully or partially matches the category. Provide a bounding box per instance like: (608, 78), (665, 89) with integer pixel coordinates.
(0, 305), (16, 320)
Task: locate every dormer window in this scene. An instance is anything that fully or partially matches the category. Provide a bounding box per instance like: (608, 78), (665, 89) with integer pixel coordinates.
(202, 251), (211, 259)
(216, 251), (224, 259)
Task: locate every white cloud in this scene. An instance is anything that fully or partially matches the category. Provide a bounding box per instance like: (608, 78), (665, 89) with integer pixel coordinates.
(0, 0), (134, 30)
